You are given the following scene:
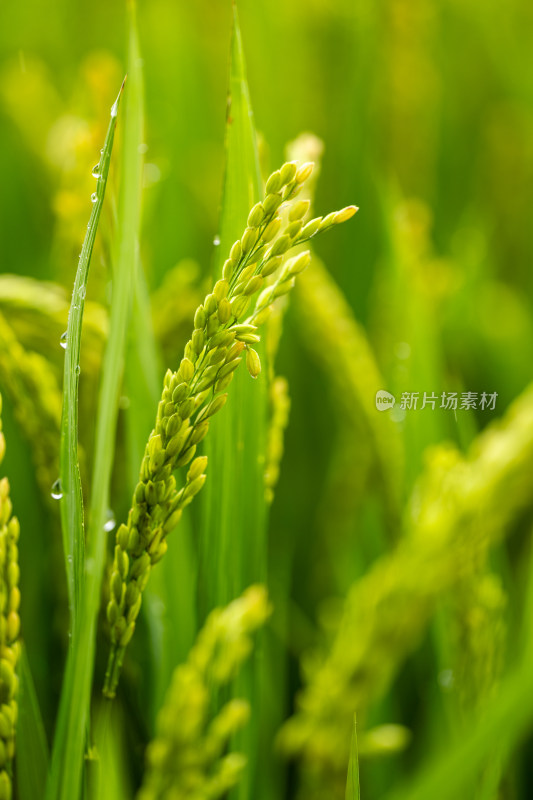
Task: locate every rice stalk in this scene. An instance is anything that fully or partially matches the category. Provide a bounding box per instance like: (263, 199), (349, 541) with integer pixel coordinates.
(288, 133), (403, 529)
(0, 274), (107, 379)
(296, 256), (403, 532)
(279, 383), (533, 796)
(103, 160), (357, 698)
(447, 570), (507, 721)
(264, 376), (291, 504)
(0, 311), (63, 507)
(0, 393), (21, 800)
(137, 585), (271, 800)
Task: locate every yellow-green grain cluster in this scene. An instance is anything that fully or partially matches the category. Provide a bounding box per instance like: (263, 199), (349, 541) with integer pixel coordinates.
(0, 394), (21, 800)
(448, 568), (507, 718)
(137, 585), (271, 800)
(279, 384), (533, 796)
(103, 160), (357, 698)
(264, 376), (290, 503)
(0, 274), (107, 378)
(0, 312), (63, 506)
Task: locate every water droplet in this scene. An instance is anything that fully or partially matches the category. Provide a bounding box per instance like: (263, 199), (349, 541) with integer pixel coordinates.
(110, 99), (118, 118)
(60, 331), (68, 349)
(143, 163), (161, 187)
(75, 365), (81, 376)
(51, 479), (63, 500)
(91, 192), (97, 204)
(394, 341), (411, 360)
(92, 163), (101, 178)
(104, 510), (116, 532)
(438, 669), (454, 691)
(213, 235), (221, 246)
(78, 286), (86, 301)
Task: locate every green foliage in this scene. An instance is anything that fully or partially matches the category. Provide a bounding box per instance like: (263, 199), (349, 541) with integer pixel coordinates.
(138, 586), (271, 800)
(16, 646), (49, 800)
(0, 1), (533, 800)
(59, 70), (123, 635)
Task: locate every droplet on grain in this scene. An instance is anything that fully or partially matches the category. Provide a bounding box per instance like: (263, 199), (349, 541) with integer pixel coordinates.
(92, 163), (101, 178)
(213, 235), (221, 246)
(91, 192), (98, 204)
(51, 479), (63, 500)
(60, 331), (68, 349)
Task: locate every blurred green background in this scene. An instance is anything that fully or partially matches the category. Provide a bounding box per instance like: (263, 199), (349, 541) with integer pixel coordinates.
(1, 0), (533, 798)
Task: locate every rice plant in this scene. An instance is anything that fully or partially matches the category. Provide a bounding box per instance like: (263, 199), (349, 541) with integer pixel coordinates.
(1, 1), (533, 799)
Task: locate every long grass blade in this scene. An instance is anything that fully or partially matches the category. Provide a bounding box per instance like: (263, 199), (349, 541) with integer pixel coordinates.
(46, 6), (144, 798)
(16, 645), (49, 800)
(58, 72), (122, 636)
(198, 8), (267, 798)
(199, 0), (264, 635)
(345, 716), (361, 800)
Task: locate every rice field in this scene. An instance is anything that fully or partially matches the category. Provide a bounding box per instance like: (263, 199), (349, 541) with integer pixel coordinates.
(0, 1), (533, 799)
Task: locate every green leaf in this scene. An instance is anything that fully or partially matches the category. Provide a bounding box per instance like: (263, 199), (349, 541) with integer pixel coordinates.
(16, 645), (49, 800)
(122, 257), (198, 723)
(346, 715), (361, 800)
(46, 5), (144, 798)
(197, 7), (268, 800)
(87, 701), (133, 800)
(58, 68), (122, 637)
(199, 0), (264, 632)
